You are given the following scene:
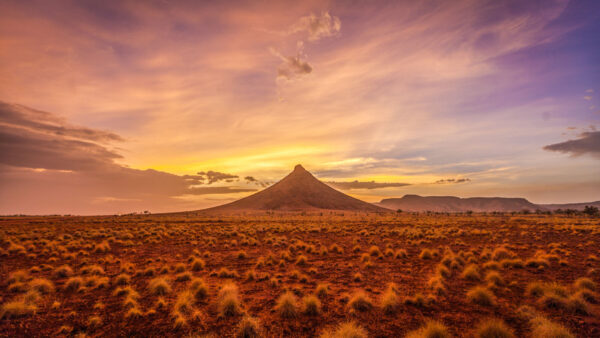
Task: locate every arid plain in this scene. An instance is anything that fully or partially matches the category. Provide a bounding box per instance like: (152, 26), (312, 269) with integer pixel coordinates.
(1, 212), (598, 337)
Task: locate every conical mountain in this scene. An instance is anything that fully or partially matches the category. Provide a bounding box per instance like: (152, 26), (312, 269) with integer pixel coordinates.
(204, 165), (387, 212)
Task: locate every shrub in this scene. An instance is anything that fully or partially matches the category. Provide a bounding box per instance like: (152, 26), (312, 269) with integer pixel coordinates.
(369, 246), (382, 257)
(114, 273), (131, 286)
(475, 318), (515, 338)
(406, 320), (450, 338)
(380, 285), (398, 314)
(296, 255), (308, 266)
(530, 315), (574, 338)
(7, 270), (30, 284)
(395, 249), (407, 259)
(0, 299), (37, 319)
(125, 306), (143, 319)
(190, 278), (208, 300)
(88, 315), (102, 329)
(526, 282), (545, 298)
(484, 271), (504, 287)
(275, 291), (298, 318)
(462, 264), (481, 281)
(319, 321), (367, 338)
(348, 290), (373, 312)
(53, 265), (73, 278)
(190, 257), (206, 271)
(573, 277), (596, 291)
(175, 272), (192, 282)
(316, 283), (329, 298)
(236, 316), (261, 338)
(113, 286), (139, 299)
(419, 249), (433, 260)
(29, 278), (54, 294)
(301, 295), (321, 316)
(467, 286), (496, 306)
(173, 290), (195, 316)
(237, 251), (248, 259)
(148, 277), (171, 295)
(218, 283), (242, 317)
(64, 277), (83, 292)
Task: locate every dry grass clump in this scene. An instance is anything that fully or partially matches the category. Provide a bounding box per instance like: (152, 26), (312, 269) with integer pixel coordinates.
(190, 278), (208, 300)
(237, 250), (248, 259)
(29, 278), (54, 294)
(175, 272), (192, 282)
(0, 294), (38, 319)
(64, 277), (84, 292)
(467, 286), (496, 306)
(275, 291), (298, 318)
(301, 294), (321, 316)
(7, 270), (30, 284)
(484, 271), (504, 287)
(190, 257), (206, 271)
(380, 284), (398, 314)
(148, 277), (171, 295)
(475, 318), (514, 338)
(530, 315), (574, 338)
(296, 255), (308, 266)
(173, 290), (195, 316)
(573, 277), (596, 291)
(348, 290), (373, 312)
(319, 321), (367, 338)
(394, 249), (407, 259)
(114, 273), (131, 286)
(113, 286), (139, 298)
(419, 249), (435, 260)
(235, 315), (261, 338)
(461, 264), (481, 281)
(53, 265), (73, 278)
(316, 283), (329, 298)
(217, 283), (242, 317)
(88, 315), (102, 329)
(216, 267), (239, 278)
(368, 246), (382, 257)
(406, 320), (450, 338)
(80, 264), (105, 275)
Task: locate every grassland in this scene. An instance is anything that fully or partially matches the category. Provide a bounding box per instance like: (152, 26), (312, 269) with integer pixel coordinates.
(0, 212), (598, 337)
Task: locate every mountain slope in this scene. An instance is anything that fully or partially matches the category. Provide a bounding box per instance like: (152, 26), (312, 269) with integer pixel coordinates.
(203, 165), (388, 212)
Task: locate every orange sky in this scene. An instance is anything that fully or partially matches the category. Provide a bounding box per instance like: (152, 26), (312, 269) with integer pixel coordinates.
(1, 0), (599, 214)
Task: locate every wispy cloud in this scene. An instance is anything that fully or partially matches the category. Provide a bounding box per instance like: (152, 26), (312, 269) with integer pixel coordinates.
(327, 180), (410, 190)
(543, 131), (600, 159)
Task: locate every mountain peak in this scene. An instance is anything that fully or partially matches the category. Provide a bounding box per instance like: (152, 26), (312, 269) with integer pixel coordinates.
(202, 164), (388, 212)
(293, 164), (306, 172)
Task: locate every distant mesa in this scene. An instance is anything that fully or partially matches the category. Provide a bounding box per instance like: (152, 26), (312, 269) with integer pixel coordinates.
(201, 164), (388, 212)
(376, 195), (600, 212)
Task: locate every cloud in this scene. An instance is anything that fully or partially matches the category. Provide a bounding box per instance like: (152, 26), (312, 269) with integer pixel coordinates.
(434, 178), (471, 184)
(543, 131), (600, 159)
(196, 170), (238, 184)
(271, 48), (312, 80)
(0, 102), (256, 214)
(0, 101), (124, 143)
(288, 11), (341, 41)
(586, 89), (594, 93)
(584, 96), (592, 101)
(327, 180), (410, 190)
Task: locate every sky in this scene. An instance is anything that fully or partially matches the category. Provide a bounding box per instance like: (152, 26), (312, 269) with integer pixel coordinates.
(0, 0), (599, 215)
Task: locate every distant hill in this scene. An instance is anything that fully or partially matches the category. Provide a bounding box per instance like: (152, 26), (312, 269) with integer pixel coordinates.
(202, 165), (388, 212)
(376, 195), (540, 212)
(376, 195), (600, 212)
(539, 201), (600, 211)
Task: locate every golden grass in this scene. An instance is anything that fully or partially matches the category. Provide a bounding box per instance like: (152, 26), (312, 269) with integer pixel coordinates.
(217, 283), (242, 317)
(475, 318), (514, 338)
(275, 291), (298, 318)
(319, 321), (367, 338)
(406, 320), (450, 338)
